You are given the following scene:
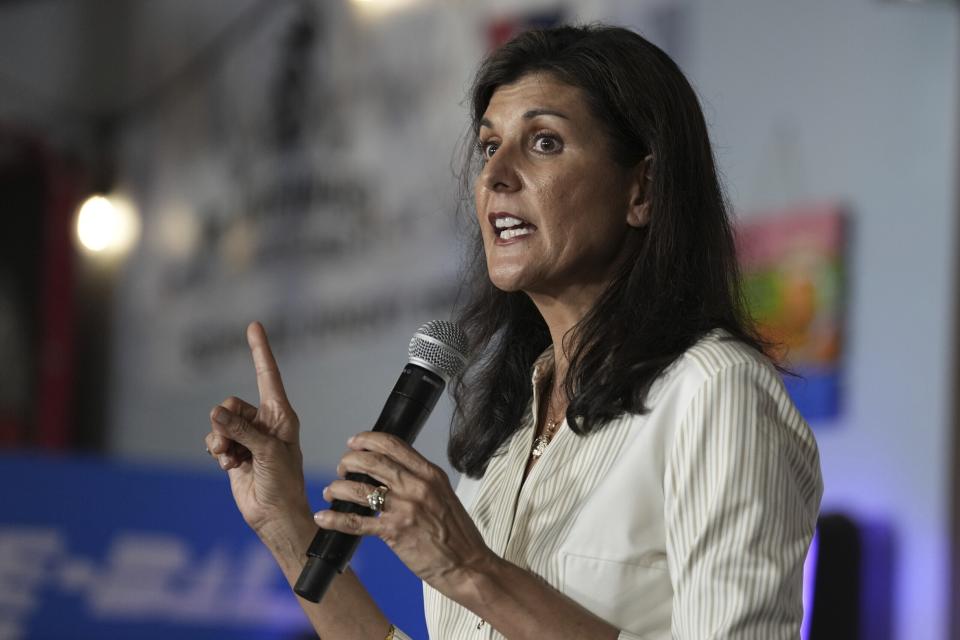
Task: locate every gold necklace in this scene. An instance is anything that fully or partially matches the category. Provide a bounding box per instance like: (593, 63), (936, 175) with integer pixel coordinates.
(531, 417), (562, 458)
(531, 382), (566, 459)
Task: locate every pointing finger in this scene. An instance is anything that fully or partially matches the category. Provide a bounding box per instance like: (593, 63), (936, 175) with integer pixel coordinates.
(247, 322), (290, 407)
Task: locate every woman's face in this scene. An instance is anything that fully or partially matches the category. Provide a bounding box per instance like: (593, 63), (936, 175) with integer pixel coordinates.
(474, 72), (646, 300)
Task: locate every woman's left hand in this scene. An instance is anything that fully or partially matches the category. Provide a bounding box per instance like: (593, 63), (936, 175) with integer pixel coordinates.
(316, 431), (495, 597)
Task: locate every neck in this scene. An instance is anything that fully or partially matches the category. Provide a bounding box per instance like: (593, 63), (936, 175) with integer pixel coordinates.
(527, 283), (604, 382)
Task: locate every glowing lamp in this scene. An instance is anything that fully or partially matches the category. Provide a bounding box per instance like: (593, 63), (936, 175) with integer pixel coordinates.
(75, 194), (139, 257)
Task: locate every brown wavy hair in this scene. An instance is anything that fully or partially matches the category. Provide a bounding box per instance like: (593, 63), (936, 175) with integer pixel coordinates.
(448, 24), (768, 478)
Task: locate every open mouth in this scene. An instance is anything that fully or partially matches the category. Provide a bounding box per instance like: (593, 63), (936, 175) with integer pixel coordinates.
(490, 213), (536, 240)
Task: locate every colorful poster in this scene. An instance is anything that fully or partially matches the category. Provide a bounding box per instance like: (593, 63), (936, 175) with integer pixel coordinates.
(737, 204), (846, 421)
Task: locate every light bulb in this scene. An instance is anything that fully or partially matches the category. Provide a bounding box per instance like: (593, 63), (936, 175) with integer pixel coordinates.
(76, 194), (140, 256)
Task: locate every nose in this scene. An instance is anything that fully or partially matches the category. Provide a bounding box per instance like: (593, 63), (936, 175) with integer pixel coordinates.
(478, 143), (521, 193)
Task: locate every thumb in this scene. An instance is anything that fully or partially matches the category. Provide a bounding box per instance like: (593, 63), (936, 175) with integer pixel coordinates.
(211, 406), (271, 455)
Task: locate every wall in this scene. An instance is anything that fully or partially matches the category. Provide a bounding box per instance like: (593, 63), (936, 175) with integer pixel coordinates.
(106, 1), (482, 478)
(681, 2), (958, 638)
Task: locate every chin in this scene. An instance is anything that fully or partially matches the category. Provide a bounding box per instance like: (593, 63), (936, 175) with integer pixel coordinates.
(486, 265), (529, 293)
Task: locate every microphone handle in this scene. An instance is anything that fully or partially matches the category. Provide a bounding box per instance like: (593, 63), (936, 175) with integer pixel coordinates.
(293, 364), (445, 602)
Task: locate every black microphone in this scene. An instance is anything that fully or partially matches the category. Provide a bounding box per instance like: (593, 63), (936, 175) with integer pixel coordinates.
(294, 320), (469, 603)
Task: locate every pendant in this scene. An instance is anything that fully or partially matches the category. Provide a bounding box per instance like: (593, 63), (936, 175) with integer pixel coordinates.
(531, 435), (550, 458)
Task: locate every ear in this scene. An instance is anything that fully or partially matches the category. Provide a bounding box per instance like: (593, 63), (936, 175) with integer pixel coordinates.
(625, 154), (654, 228)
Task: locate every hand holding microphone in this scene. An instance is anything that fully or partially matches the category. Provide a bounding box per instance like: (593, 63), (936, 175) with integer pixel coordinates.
(206, 321), (497, 607)
(296, 320), (483, 602)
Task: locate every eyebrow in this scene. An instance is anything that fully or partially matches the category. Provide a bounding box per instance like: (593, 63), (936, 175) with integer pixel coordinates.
(479, 108), (570, 129)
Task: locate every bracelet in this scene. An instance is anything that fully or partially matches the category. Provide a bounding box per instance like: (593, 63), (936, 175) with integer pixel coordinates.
(385, 624), (396, 640)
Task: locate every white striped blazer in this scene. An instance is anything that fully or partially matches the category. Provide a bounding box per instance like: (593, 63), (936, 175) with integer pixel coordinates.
(399, 330), (822, 639)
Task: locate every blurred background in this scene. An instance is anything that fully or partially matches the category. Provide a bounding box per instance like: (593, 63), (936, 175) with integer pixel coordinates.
(0, 0), (956, 638)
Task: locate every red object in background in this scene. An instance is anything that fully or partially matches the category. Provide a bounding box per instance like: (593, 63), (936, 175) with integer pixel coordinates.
(485, 10), (565, 50)
(37, 152), (81, 449)
(0, 128), (81, 449)
(0, 418), (17, 446)
(486, 19), (520, 49)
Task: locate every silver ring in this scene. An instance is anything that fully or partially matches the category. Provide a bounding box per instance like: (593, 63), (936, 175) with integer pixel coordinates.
(366, 485), (389, 513)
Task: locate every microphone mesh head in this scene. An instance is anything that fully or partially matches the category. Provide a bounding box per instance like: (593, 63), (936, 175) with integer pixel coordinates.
(408, 320), (468, 382)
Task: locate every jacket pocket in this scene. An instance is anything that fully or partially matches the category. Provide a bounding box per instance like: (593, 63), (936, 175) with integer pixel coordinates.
(560, 552), (672, 639)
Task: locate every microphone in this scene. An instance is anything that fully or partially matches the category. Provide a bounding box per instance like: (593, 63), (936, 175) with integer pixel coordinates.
(294, 320), (469, 603)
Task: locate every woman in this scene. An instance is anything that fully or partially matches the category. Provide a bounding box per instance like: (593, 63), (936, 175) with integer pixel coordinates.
(205, 25), (822, 639)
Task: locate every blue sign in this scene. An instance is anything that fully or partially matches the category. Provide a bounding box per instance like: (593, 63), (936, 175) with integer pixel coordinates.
(0, 454), (427, 639)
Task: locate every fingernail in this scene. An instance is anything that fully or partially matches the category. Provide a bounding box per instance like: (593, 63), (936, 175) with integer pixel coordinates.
(314, 512), (327, 524)
(219, 455), (229, 468)
(214, 409), (230, 425)
(347, 435), (356, 445)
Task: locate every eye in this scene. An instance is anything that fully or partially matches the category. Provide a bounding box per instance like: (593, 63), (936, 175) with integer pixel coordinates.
(532, 132), (562, 154)
(477, 140), (499, 161)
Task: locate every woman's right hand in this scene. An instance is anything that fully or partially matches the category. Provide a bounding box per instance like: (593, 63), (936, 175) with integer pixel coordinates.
(207, 323), (394, 638)
(205, 322), (312, 538)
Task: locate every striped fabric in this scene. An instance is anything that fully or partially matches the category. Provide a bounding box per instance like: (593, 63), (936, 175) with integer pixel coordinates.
(410, 330), (821, 639)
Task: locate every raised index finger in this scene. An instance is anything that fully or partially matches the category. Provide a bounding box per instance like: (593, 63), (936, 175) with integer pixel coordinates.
(247, 321), (289, 406)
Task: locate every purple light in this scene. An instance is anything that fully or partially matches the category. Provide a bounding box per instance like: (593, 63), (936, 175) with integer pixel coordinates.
(801, 530), (819, 640)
